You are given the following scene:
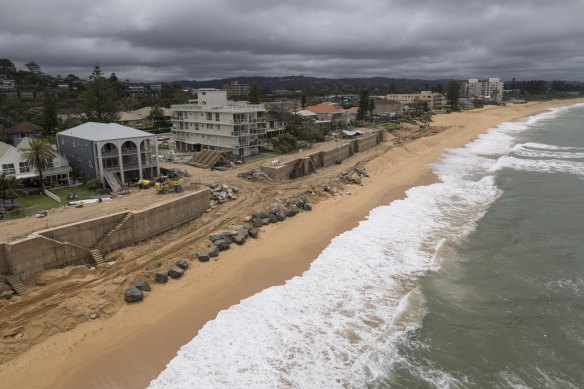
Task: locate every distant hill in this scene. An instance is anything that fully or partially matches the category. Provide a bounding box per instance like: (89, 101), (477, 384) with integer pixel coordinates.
(170, 76), (456, 95)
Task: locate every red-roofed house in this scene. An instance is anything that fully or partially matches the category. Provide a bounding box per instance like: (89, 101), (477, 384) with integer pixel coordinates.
(5, 122), (43, 145)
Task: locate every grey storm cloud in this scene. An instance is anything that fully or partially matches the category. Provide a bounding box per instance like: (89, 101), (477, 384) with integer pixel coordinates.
(1, 0), (583, 81)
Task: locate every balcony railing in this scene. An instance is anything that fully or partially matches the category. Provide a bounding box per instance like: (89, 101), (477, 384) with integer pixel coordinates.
(172, 104), (265, 111)
(230, 117), (267, 124)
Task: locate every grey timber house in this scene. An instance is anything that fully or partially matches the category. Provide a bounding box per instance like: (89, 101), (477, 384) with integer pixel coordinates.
(57, 123), (160, 191)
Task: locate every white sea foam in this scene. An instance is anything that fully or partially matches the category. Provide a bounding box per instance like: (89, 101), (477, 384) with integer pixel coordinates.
(149, 107), (576, 389)
(493, 156), (584, 176)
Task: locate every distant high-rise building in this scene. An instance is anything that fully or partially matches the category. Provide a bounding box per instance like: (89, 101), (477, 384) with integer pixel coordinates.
(463, 78), (504, 103)
(223, 80), (251, 100)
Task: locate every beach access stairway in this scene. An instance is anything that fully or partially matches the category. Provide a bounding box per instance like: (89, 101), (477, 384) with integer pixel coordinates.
(89, 212), (134, 265)
(6, 274), (27, 296)
(189, 150), (224, 169)
(104, 170), (122, 193)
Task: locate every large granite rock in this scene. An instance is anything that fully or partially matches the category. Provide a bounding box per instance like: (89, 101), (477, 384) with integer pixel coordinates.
(124, 287), (143, 303)
(208, 245), (220, 258)
(286, 205), (299, 217)
(233, 233), (246, 245)
(155, 272), (168, 284)
(168, 266), (185, 279)
(216, 239), (230, 251)
(133, 280), (151, 292)
(175, 259), (189, 270)
(197, 250), (210, 262)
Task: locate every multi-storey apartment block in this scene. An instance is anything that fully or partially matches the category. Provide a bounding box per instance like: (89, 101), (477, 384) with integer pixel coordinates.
(463, 78), (504, 103)
(385, 91), (444, 110)
(171, 89), (266, 157)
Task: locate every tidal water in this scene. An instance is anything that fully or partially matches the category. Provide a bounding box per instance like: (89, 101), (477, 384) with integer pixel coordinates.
(150, 103), (584, 388)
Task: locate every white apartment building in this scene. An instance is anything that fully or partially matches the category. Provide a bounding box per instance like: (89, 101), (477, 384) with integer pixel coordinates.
(171, 89), (267, 157)
(464, 78), (504, 103)
(385, 91), (444, 110)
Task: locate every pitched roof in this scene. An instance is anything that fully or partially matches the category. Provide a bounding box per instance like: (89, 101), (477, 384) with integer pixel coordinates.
(130, 106), (173, 117)
(5, 122), (43, 134)
(305, 103), (343, 114)
(57, 122), (154, 141)
(347, 107), (359, 114)
(119, 111), (146, 122)
(295, 109), (318, 117)
(0, 142), (14, 159)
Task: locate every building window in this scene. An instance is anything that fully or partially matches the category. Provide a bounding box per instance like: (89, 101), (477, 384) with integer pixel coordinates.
(89, 160), (93, 168)
(1, 163), (15, 175)
(19, 162), (30, 173)
(206, 113), (213, 121)
(215, 113), (220, 121)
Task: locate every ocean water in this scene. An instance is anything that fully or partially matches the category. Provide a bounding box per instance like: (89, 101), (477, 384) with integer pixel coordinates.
(149, 103), (584, 389)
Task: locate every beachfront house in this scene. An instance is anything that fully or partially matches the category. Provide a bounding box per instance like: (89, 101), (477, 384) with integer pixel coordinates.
(0, 138), (72, 186)
(4, 122), (43, 146)
(56, 123), (160, 191)
(171, 89), (267, 157)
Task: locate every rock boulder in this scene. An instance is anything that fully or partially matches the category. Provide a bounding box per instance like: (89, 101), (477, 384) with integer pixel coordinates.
(124, 287), (144, 303)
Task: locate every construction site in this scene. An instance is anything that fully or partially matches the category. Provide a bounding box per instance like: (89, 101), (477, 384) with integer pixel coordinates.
(0, 123), (445, 363)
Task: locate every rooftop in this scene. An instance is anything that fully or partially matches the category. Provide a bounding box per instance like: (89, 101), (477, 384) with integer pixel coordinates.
(305, 103), (344, 114)
(57, 122), (155, 141)
(5, 122), (43, 134)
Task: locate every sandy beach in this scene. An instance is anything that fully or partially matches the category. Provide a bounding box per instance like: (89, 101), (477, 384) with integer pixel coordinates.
(1, 98), (583, 388)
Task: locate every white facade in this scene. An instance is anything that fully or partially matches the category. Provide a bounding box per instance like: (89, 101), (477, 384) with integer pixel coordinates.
(0, 140), (71, 183)
(171, 89), (266, 157)
(385, 91), (444, 110)
(464, 78), (504, 103)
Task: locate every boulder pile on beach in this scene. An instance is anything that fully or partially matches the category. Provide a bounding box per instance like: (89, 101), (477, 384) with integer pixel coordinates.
(339, 166), (369, 185)
(209, 183), (238, 207)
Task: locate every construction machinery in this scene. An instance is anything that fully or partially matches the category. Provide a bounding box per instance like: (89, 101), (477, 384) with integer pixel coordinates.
(137, 178), (154, 189)
(154, 174), (185, 194)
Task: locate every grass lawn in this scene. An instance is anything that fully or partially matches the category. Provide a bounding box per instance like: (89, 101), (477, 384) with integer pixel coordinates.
(6, 187), (98, 219)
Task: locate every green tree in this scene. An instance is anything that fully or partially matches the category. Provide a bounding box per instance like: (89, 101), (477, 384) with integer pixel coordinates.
(413, 97), (429, 112)
(446, 80), (460, 110)
(78, 65), (120, 123)
(368, 98), (376, 119)
(285, 116), (325, 143)
(357, 89), (370, 121)
(20, 138), (56, 194)
(389, 81), (397, 94)
(0, 59), (16, 74)
(301, 94), (307, 108)
(149, 105), (164, 128)
(249, 85), (261, 104)
(42, 89), (58, 136)
(25, 61), (41, 74)
(272, 133), (298, 153)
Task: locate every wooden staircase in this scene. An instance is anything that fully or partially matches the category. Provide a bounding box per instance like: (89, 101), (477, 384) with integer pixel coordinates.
(90, 212), (133, 265)
(6, 274), (27, 296)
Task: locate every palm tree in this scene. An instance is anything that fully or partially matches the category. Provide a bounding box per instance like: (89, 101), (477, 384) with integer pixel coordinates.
(20, 138), (56, 194)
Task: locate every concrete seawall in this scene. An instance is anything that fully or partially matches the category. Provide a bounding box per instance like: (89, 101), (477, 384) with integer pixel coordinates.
(2, 187), (211, 277)
(261, 131), (382, 180)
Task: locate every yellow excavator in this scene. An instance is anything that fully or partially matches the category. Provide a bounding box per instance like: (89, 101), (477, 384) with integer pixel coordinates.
(154, 174), (185, 194)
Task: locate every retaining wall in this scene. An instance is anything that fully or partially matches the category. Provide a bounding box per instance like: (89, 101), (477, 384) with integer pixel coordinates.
(3, 187), (211, 277)
(0, 244), (8, 274)
(261, 130), (382, 180)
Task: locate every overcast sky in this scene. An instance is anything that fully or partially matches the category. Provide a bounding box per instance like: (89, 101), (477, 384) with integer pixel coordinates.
(1, 0), (583, 82)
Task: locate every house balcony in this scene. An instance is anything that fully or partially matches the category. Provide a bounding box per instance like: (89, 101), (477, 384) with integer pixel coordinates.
(230, 117), (266, 125)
